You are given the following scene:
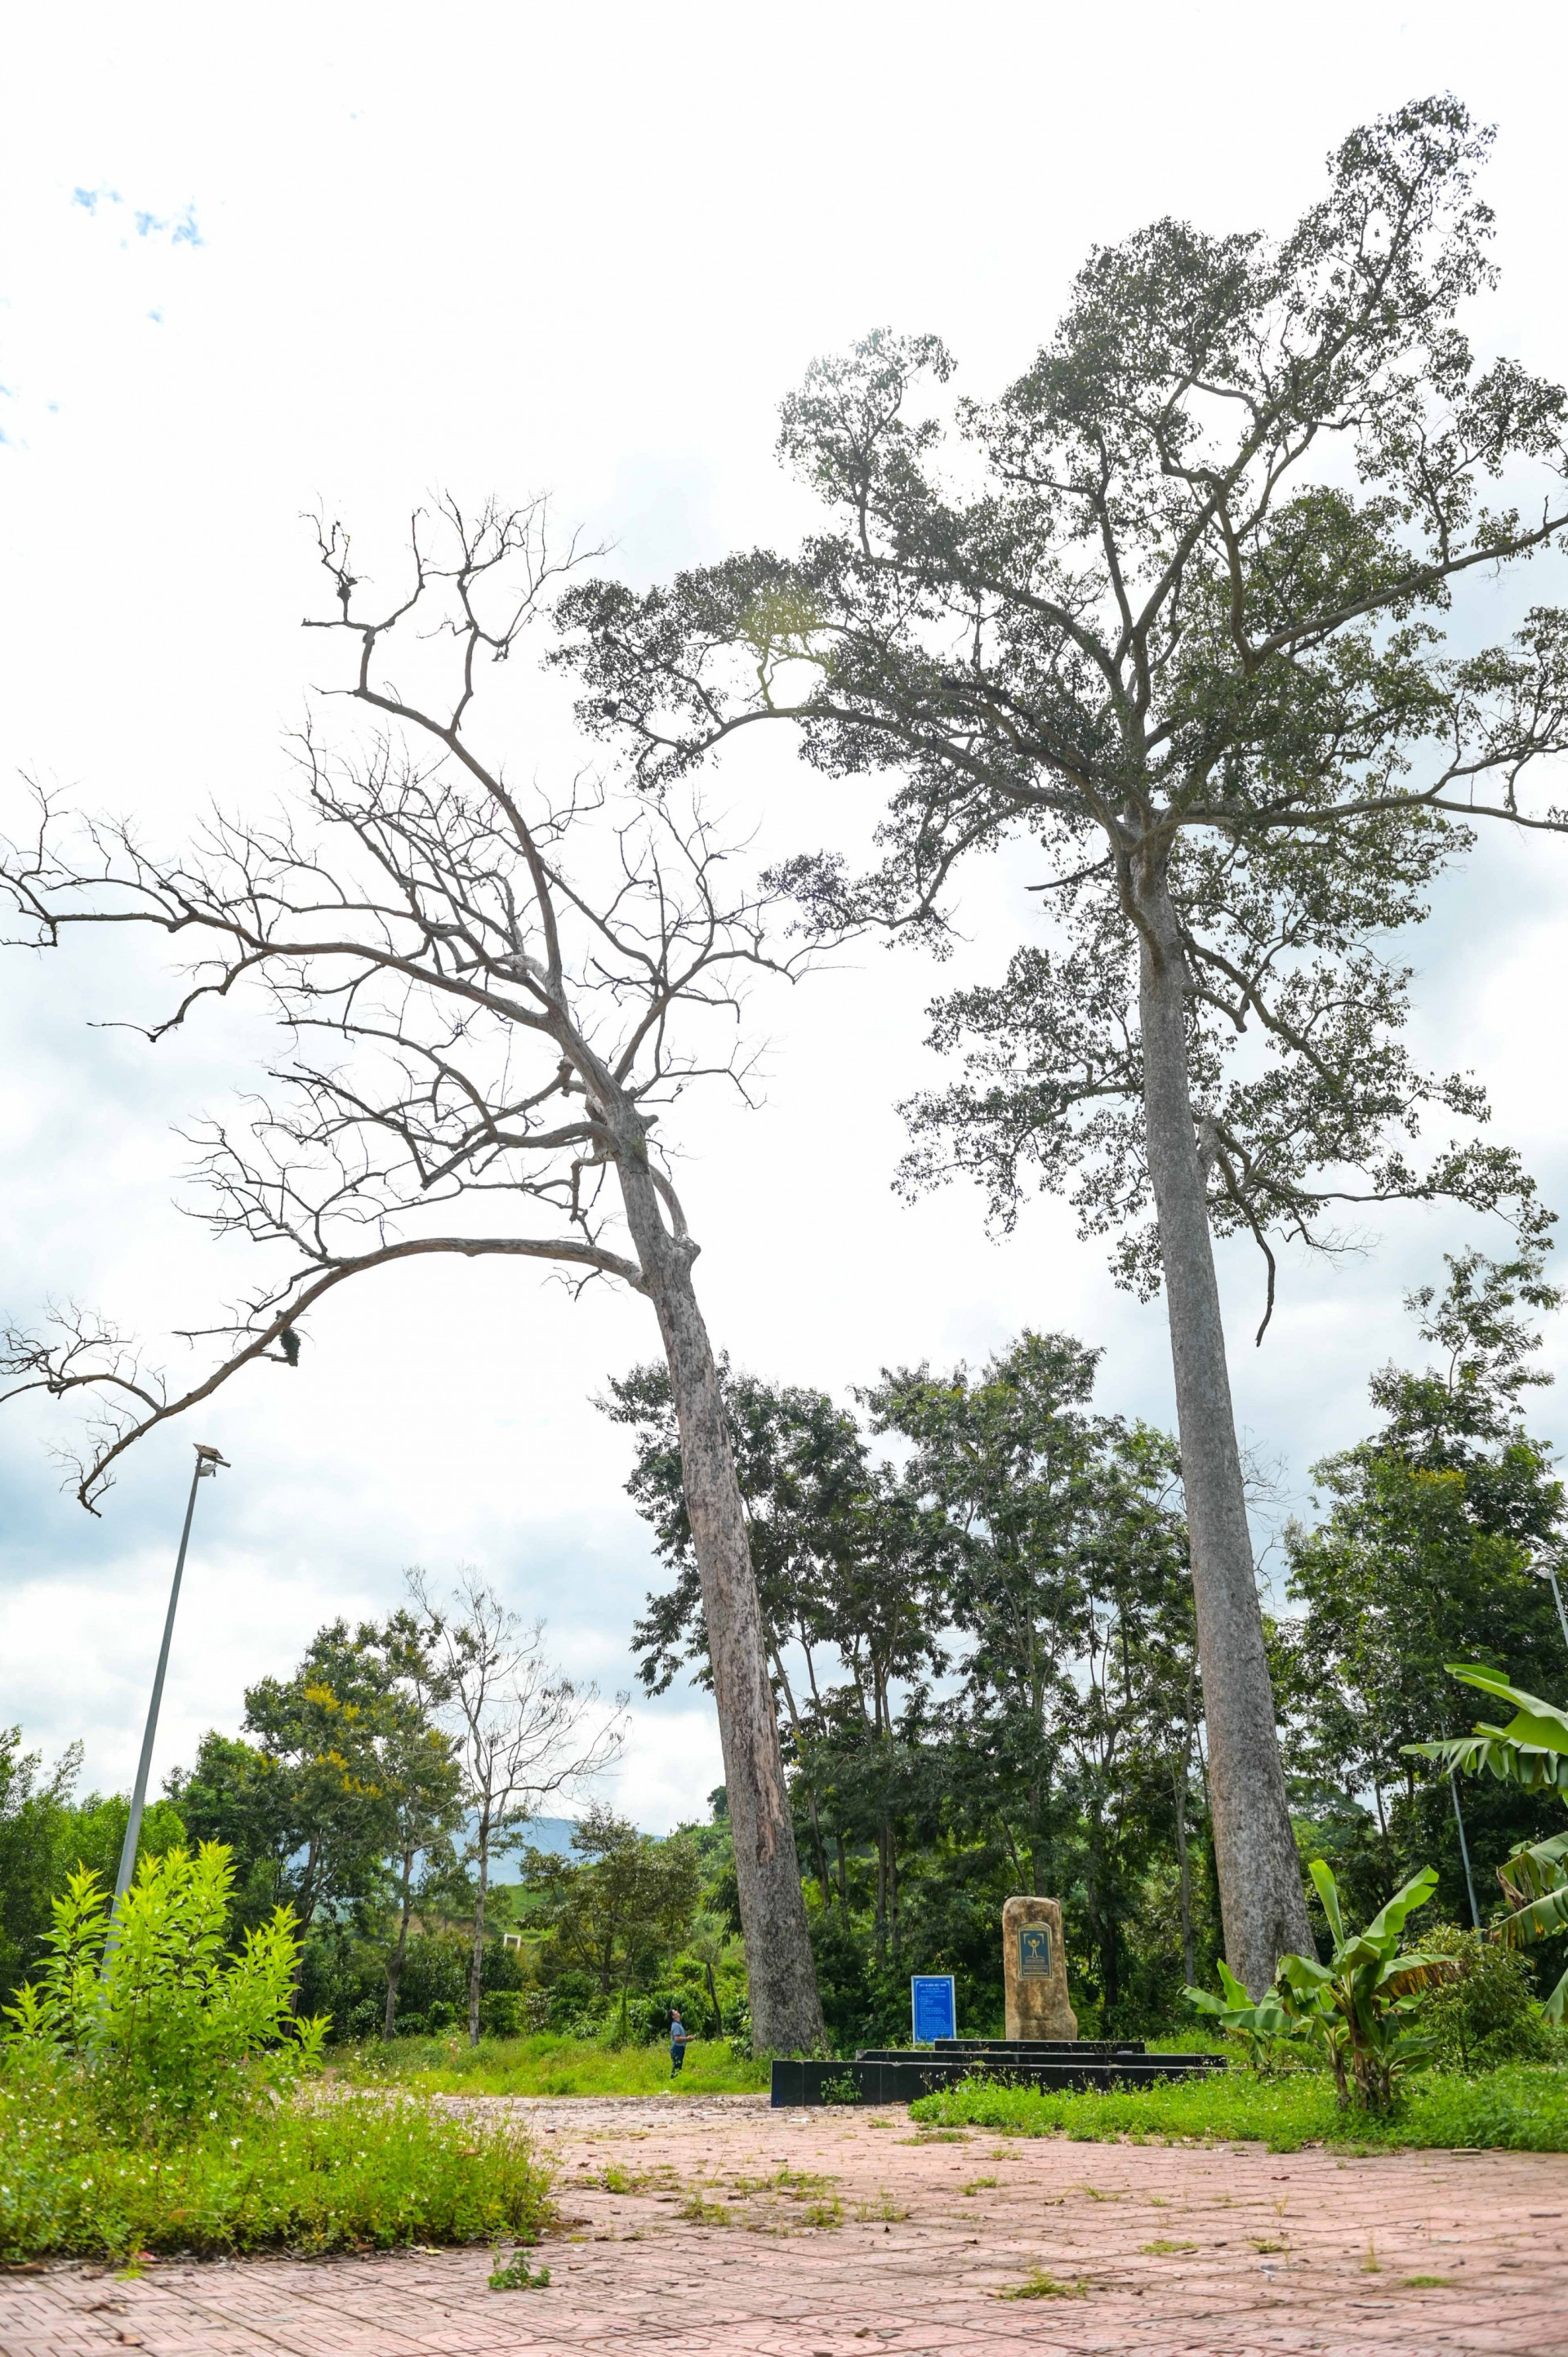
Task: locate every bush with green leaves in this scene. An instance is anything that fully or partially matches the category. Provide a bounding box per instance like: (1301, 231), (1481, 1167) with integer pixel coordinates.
(2, 1842), (325, 2141)
(1418, 1922), (1552, 2070)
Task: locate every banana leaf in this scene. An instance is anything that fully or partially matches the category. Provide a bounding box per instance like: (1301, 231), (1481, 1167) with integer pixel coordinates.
(1445, 1666), (1568, 1757)
(1405, 1729), (1568, 1791)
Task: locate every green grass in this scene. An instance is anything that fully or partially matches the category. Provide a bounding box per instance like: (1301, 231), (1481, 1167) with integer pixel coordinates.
(336, 2030), (770, 2098)
(0, 2084), (555, 2262)
(909, 2064), (1568, 2152)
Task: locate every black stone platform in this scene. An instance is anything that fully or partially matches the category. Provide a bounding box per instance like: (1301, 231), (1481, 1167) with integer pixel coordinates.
(770, 2034), (1227, 2108)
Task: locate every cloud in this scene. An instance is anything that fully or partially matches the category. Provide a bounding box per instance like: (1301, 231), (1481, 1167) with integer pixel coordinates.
(69, 188), (203, 247)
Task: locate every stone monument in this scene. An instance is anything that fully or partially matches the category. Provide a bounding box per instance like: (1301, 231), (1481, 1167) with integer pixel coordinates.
(1001, 1895), (1077, 2039)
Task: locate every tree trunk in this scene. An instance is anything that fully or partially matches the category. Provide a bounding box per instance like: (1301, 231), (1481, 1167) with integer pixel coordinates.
(384, 1841), (416, 2039)
(773, 1646), (833, 1908)
(1171, 1759), (1196, 1989)
(614, 1130), (825, 2053)
(705, 1957), (724, 2037)
(1134, 861), (1312, 1994)
(468, 1812), (491, 2046)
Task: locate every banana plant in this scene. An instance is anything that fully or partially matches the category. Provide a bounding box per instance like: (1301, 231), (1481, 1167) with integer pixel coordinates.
(1406, 1666), (1568, 2021)
(1183, 1959), (1297, 2071)
(1273, 1862), (1455, 2112)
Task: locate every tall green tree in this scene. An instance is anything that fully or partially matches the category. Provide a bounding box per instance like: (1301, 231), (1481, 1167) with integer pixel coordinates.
(523, 1805), (700, 2040)
(0, 1729), (79, 2000)
(172, 1619), (405, 1943)
(1281, 1247), (1567, 1921)
(606, 1358), (943, 1948)
(369, 1606), (465, 2039)
(866, 1332), (1200, 2011)
(561, 97), (1568, 1989)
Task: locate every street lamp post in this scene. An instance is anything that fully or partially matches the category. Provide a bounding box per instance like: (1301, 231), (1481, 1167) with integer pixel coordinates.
(1448, 1766), (1481, 1929)
(1536, 1558), (1568, 1661)
(109, 1444), (229, 1922)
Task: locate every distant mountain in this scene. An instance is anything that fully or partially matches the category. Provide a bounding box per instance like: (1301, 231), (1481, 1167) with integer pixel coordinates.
(510, 1816), (578, 1861)
(455, 1812), (580, 1868)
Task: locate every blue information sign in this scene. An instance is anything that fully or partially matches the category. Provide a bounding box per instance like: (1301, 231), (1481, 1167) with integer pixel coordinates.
(911, 1973), (956, 2043)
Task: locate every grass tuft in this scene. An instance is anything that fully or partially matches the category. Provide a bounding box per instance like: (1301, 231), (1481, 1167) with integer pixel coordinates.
(998, 2267), (1089, 2299)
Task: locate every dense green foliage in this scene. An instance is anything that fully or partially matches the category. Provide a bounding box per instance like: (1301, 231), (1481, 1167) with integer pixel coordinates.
(607, 1252), (1568, 2047)
(611, 1330), (1214, 2046)
(0, 2088), (555, 2262)
(2, 1846), (324, 2141)
(1276, 1247), (1568, 1929)
(0, 1729), (186, 2000)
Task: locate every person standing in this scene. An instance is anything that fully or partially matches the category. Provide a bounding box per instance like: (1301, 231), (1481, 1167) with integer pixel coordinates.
(669, 2007), (692, 2077)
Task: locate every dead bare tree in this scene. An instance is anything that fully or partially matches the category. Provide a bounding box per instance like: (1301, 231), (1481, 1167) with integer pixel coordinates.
(408, 1570), (623, 2047)
(0, 497), (828, 2052)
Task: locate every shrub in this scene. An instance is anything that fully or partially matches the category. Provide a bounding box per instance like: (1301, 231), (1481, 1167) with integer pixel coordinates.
(1417, 1923), (1551, 2070)
(2, 1845), (324, 2141)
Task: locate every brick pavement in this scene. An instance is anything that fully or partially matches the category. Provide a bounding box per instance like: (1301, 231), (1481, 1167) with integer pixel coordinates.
(2, 2092), (1566, 2357)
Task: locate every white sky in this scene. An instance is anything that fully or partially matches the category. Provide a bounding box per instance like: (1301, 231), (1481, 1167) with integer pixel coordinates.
(2, 0), (1567, 1831)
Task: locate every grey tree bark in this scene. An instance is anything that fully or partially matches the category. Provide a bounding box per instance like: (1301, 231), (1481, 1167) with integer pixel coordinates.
(384, 1842), (416, 2039)
(613, 1122), (826, 2054)
(467, 1811), (495, 2046)
(1134, 860), (1312, 1992)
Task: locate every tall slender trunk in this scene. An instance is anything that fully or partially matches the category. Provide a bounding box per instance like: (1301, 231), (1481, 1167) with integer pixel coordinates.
(1170, 1756), (1196, 1988)
(384, 1841), (416, 2039)
(773, 1646), (833, 1908)
(467, 1808), (491, 2047)
(614, 1127), (824, 2053)
(874, 1821), (889, 1965)
(1134, 859), (1312, 1994)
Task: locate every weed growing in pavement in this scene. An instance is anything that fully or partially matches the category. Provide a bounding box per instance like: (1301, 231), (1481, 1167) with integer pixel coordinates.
(488, 2250), (551, 2289)
(817, 2073), (861, 2105)
(1140, 2238), (1198, 2254)
(997, 2269), (1088, 2299)
(854, 2192), (909, 2221)
(1401, 2275), (1453, 2288)
(960, 2177), (998, 2195)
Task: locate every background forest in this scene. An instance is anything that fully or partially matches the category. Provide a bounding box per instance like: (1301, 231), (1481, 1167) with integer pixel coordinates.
(4, 1240), (1562, 2055)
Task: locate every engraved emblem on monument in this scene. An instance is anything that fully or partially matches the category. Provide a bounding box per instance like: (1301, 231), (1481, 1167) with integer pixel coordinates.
(1017, 1923), (1052, 1979)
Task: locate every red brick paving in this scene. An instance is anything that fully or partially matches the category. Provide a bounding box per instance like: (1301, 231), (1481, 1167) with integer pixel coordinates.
(2, 2092), (1566, 2356)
